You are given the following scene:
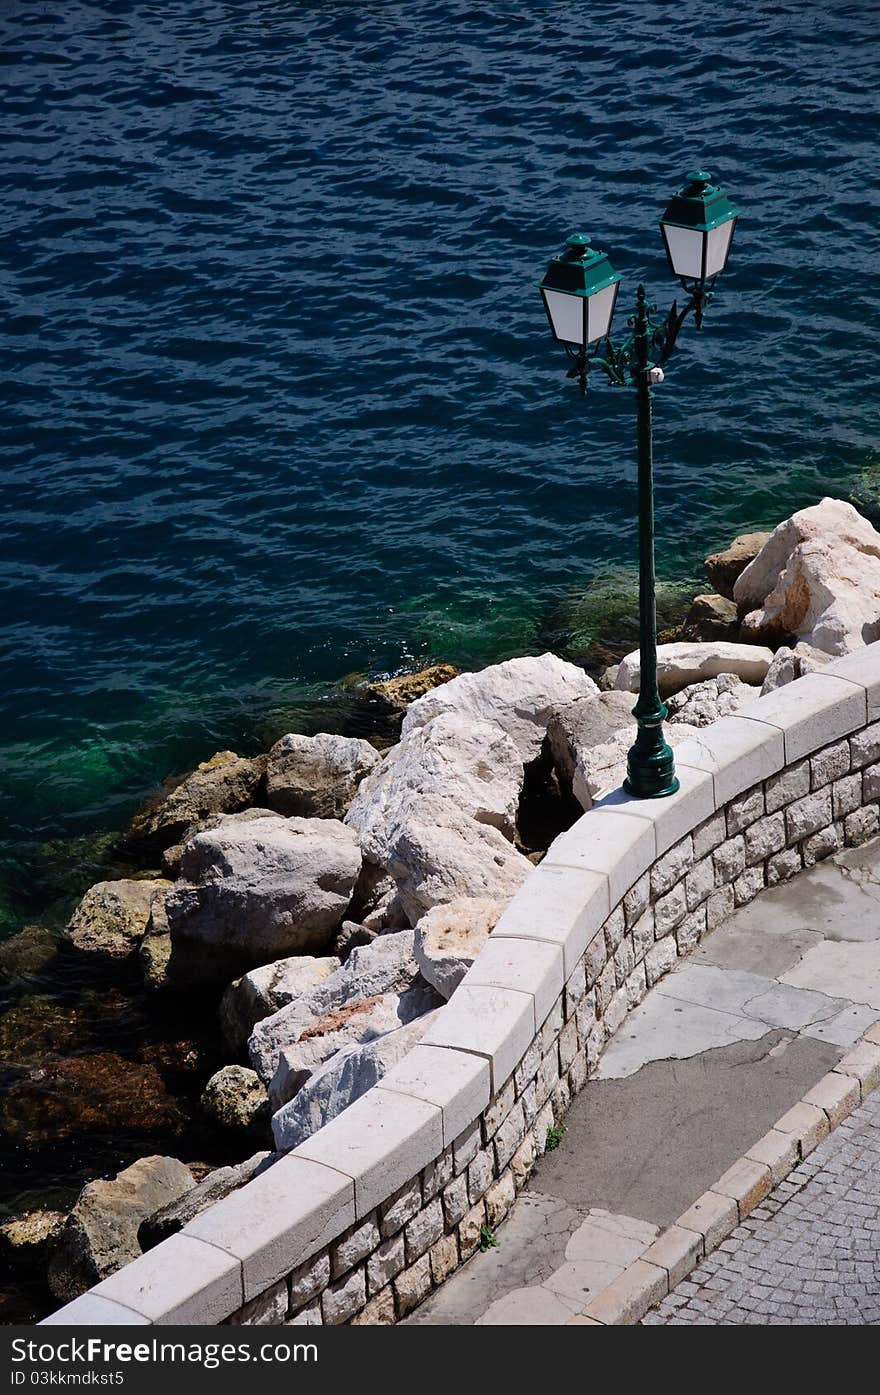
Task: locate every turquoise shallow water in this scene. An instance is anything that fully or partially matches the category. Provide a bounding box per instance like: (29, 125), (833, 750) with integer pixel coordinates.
(1, 0), (879, 908)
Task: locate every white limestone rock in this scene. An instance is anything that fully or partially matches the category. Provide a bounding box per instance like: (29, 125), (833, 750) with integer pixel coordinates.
(164, 811), (361, 980)
(760, 642), (833, 694)
(344, 712), (523, 867)
(735, 498), (880, 655)
(413, 896), (508, 1000)
(272, 1011), (440, 1151)
(219, 954), (341, 1056)
(615, 641), (773, 698)
(570, 722), (693, 812)
(546, 690), (637, 790)
(665, 673), (755, 727)
(400, 653), (599, 761)
(266, 731), (381, 819)
(384, 802), (533, 925)
(248, 929), (420, 1080)
(267, 979), (440, 1107)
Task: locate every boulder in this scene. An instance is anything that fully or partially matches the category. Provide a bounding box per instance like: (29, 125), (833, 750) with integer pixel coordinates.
(164, 811), (361, 981)
(333, 920), (377, 960)
(665, 673), (754, 727)
(0, 925), (60, 978)
(272, 1012), (440, 1151)
(345, 712), (523, 866)
(400, 653), (599, 762)
(248, 930), (420, 1080)
(199, 1064), (271, 1139)
(413, 896), (508, 1000)
(679, 592), (740, 642)
(0, 1209), (65, 1272)
(615, 641), (773, 698)
(705, 532), (772, 599)
(360, 664), (460, 711)
(266, 732), (381, 819)
(546, 690), (637, 791)
(268, 979), (440, 1108)
(47, 1156), (194, 1302)
(760, 642), (833, 694)
(220, 953), (341, 1056)
(569, 722), (693, 812)
(66, 879), (171, 958)
(384, 803), (533, 925)
(124, 751), (267, 854)
(138, 1152), (271, 1251)
(735, 499), (880, 655)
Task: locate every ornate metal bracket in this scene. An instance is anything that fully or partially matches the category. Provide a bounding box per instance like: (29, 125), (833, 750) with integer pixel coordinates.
(564, 277), (717, 395)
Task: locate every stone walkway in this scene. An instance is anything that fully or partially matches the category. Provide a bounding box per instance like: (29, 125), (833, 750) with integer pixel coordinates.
(644, 1088), (880, 1325)
(409, 838), (880, 1325)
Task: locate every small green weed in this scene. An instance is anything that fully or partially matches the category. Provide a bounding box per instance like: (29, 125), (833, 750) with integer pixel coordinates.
(479, 1223), (498, 1252)
(545, 1123), (565, 1151)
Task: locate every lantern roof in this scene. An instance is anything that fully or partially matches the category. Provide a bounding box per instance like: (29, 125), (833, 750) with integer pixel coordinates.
(659, 171), (740, 233)
(539, 234), (622, 300)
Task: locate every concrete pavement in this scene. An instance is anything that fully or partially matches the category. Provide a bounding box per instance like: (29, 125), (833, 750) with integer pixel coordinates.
(408, 838), (880, 1325)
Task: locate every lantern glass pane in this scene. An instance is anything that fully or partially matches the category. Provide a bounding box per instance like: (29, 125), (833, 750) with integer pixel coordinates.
(663, 224), (705, 280)
(544, 288), (584, 345)
(705, 218), (735, 277)
(586, 283), (617, 343)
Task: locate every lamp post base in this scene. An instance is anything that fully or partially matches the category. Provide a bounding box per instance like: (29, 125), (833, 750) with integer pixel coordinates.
(623, 719), (680, 800)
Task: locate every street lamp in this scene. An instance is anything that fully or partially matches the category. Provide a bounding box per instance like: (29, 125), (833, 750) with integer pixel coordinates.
(539, 170), (740, 800)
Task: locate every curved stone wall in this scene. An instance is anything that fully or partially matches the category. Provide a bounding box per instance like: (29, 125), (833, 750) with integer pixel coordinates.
(44, 644), (880, 1327)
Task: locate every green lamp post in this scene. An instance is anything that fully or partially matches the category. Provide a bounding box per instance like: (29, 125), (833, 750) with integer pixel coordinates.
(539, 171), (740, 800)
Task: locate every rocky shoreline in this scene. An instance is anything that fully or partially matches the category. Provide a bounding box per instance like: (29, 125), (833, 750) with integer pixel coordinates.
(3, 495), (879, 1321)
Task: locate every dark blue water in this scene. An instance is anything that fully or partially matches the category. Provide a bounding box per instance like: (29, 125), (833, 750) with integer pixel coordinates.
(2, 0), (879, 921)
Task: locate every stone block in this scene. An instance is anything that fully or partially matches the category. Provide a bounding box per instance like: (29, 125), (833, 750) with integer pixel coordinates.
(745, 1129), (799, 1186)
(289, 1250), (329, 1309)
(40, 1295), (150, 1326)
(685, 857), (714, 911)
(430, 1233), (459, 1286)
(494, 1102), (526, 1172)
(285, 1300), (321, 1326)
(733, 866), (764, 907)
(404, 1197), (443, 1264)
(184, 1156), (353, 1303)
(490, 861), (610, 979)
(467, 935), (564, 1033)
(765, 759), (810, 814)
(850, 719), (880, 769)
(802, 823), (843, 867)
(864, 763), (880, 802)
(582, 1259), (668, 1326)
(845, 806), (880, 845)
(379, 1178), (422, 1239)
(295, 1086), (442, 1222)
(631, 909), (654, 962)
(645, 936), (677, 987)
(321, 1266), (365, 1325)
(650, 837), (694, 899)
(91, 1234), (242, 1325)
(740, 672), (866, 762)
(379, 1044), (490, 1154)
(563, 962), (587, 1018)
(332, 1214), (378, 1279)
(603, 904), (625, 954)
(467, 1147), (494, 1204)
(713, 835), (745, 885)
(625, 963), (647, 1009)
(802, 1071), (860, 1127)
(457, 1200), (486, 1260)
(713, 1157), (772, 1219)
(825, 646), (880, 722)
(766, 848), (802, 886)
(452, 1119), (481, 1175)
(834, 1039), (880, 1095)
(676, 1190), (738, 1253)
(393, 1255), (431, 1318)
(653, 883), (687, 936)
(511, 1134), (537, 1189)
(692, 809), (727, 860)
(441, 1173), (469, 1229)
(675, 908), (706, 956)
(367, 1235), (405, 1296)
(421, 1148), (454, 1203)
(744, 812), (786, 864)
(484, 1170), (515, 1229)
(594, 764), (715, 857)
(810, 739), (850, 790)
(640, 1225), (702, 1289)
(351, 1288), (395, 1325)
(623, 872), (650, 926)
(543, 806), (656, 906)
(230, 1280), (289, 1326)
(481, 1076), (515, 1140)
(785, 788), (833, 844)
(773, 1100), (829, 1157)
(706, 883), (735, 929)
(726, 785), (764, 835)
(420, 984), (533, 1095)
(672, 714), (785, 805)
(833, 772), (863, 820)
(613, 938), (635, 989)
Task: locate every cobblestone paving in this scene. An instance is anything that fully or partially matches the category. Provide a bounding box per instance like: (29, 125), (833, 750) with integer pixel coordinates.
(644, 1089), (880, 1325)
